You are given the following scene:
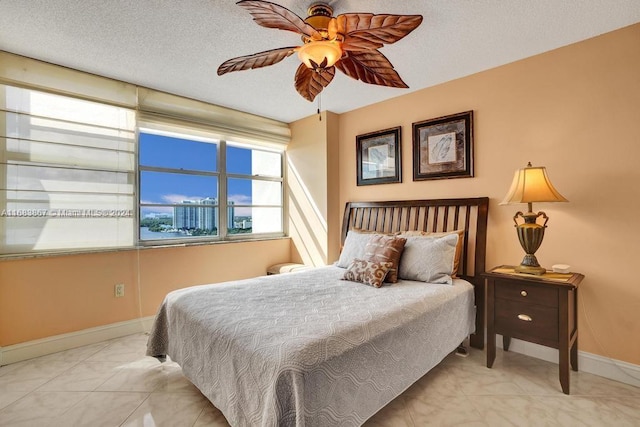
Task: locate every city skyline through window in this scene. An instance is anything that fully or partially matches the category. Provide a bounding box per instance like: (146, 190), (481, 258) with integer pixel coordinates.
(139, 132), (282, 241)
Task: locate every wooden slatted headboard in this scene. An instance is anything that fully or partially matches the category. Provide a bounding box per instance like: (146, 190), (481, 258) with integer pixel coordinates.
(341, 197), (489, 349)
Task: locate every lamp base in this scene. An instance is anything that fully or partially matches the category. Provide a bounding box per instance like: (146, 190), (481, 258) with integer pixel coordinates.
(513, 211), (548, 276)
(514, 264), (546, 275)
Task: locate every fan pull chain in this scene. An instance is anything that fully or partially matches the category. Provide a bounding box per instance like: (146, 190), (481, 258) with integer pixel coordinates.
(317, 93), (322, 122)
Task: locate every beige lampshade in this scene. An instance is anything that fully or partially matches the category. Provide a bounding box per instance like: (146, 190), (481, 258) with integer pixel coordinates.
(297, 41), (342, 69)
(500, 163), (568, 204)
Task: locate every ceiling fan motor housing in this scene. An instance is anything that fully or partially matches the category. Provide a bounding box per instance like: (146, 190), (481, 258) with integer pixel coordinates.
(305, 3), (334, 31)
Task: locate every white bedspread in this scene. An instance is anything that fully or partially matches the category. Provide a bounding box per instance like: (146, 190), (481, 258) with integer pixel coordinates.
(147, 266), (475, 426)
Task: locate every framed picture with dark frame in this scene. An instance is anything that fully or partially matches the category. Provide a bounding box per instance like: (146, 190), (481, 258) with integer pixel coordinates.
(412, 111), (474, 181)
(356, 126), (402, 186)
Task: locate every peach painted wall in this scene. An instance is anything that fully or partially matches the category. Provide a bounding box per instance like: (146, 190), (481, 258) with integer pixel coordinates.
(0, 238), (291, 346)
(288, 111), (341, 265)
(335, 24), (640, 365)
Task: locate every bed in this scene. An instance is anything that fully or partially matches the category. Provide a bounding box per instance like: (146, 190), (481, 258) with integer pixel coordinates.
(147, 197), (489, 426)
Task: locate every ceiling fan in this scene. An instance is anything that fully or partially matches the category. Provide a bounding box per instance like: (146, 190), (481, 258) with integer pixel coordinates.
(217, 1), (423, 102)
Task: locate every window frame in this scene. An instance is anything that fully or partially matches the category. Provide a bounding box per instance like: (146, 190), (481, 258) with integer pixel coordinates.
(222, 142), (285, 241)
(137, 130), (285, 246)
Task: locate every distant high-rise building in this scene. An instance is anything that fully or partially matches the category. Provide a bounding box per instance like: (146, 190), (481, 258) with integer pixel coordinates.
(173, 200), (197, 229)
(199, 197), (217, 230)
(173, 198), (217, 230)
(227, 201), (235, 229)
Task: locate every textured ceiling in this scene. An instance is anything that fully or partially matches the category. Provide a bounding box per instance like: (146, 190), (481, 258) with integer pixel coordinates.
(1, 0), (639, 123)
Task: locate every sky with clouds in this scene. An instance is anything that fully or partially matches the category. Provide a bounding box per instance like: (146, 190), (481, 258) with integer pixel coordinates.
(139, 133), (256, 218)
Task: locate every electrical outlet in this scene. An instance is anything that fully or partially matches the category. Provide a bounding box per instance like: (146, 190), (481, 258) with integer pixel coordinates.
(115, 283), (125, 298)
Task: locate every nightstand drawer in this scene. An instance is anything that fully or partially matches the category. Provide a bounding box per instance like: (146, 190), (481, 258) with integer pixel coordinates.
(495, 279), (558, 307)
(495, 298), (558, 342)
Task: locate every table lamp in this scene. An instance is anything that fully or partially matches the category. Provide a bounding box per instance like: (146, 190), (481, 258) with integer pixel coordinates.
(500, 162), (568, 275)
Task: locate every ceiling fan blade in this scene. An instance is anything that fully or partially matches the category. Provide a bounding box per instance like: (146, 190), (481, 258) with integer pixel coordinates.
(294, 63), (335, 102)
(335, 50), (408, 88)
(337, 13), (423, 45)
(341, 36), (383, 52)
(217, 46), (297, 75)
(237, 0), (321, 39)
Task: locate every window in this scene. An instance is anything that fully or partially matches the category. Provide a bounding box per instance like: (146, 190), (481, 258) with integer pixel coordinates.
(138, 129), (284, 243)
(139, 130), (219, 241)
(226, 143), (283, 235)
(1, 52), (290, 255)
(0, 84), (136, 255)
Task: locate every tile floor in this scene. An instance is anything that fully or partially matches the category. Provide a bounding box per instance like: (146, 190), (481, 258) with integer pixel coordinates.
(1, 333), (639, 426)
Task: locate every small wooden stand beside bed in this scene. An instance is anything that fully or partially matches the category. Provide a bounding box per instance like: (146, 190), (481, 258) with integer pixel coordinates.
(147, 197), (489, 426)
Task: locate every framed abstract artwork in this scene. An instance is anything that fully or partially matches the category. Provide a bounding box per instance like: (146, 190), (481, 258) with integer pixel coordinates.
(412, 111), (474, 180)
(356, 126), (402, 186)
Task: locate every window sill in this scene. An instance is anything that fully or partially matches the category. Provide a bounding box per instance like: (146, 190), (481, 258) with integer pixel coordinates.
(0, 235), (290, 261)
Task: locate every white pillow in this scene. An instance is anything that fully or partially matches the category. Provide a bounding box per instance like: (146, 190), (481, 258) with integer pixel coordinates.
(336, 230), (375, 268)
(398, 233), (458, 284)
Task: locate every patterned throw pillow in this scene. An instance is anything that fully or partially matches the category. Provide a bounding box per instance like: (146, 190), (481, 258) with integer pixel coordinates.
(342, 259), (394, 288)
(336, 229), (400, 268)
(363, 234), (407, 283)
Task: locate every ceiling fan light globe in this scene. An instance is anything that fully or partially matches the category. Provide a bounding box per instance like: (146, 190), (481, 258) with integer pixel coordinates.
(297, 41), (342, 69)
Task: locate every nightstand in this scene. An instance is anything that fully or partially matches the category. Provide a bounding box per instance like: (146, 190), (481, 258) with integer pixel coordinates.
(484, 265), (584, 394)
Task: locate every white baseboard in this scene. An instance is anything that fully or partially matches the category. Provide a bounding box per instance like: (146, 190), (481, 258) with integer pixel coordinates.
(497, 334), (640, 388)
(0, 316), (155, 366)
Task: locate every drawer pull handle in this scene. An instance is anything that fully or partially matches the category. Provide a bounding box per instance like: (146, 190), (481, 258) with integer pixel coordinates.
(520, 290), (528, 297)
(518, 314), (533, 322)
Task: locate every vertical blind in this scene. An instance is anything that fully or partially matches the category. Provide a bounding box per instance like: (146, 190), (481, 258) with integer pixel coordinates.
(0, 84), (136, 254)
